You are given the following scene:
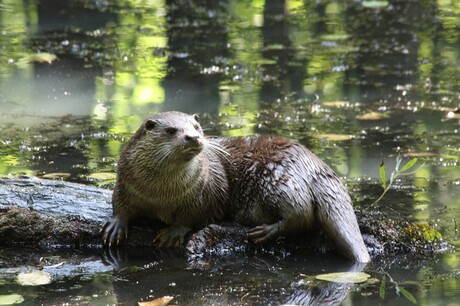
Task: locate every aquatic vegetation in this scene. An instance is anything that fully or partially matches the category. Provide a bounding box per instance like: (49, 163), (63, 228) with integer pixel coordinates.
(369, 155), (418, 208)
(379, 272), (417, 305)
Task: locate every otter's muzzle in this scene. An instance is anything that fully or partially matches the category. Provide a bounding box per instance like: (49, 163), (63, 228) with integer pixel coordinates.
(182, 135), (203, 158)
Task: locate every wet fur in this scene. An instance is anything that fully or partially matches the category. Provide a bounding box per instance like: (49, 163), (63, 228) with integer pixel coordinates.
(104, 111), (370, 263)
(217, 136), (370, 262)
(111, 112), (228, 230)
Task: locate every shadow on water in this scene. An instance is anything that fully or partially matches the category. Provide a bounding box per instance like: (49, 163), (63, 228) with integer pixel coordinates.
(0, 0), (459, 305)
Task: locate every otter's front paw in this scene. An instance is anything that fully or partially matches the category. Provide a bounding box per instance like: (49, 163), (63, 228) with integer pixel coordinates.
(101, 216), (128, 247)
(154, 225), (191, 248)
(247, 222), (282, 244)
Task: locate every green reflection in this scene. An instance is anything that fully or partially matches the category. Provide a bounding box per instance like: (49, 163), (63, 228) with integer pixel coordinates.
(0, 2), (459, 304)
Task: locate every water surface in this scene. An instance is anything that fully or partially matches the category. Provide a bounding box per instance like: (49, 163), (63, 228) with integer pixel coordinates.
(0, 0), (459, 305)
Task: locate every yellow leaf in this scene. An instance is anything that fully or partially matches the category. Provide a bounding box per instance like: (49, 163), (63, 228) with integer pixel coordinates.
(404, 152), (438, 158)
(86, 172), (117, 181)
(28, 53), (58, 63)
(322, 101), (352, 108)
(138, 296), (174, 306)
(315, 272), (370, 284)
(42, 172), (71, 180)
(312, 133), (353, 141)
(356, 111), (390, 120)
(16, 53), (58, 67)
(16, 270), (52, 286)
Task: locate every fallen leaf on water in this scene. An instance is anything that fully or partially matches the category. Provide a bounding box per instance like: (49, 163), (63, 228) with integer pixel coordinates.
(0, 294), (24, 305)
(356, 111), (390, 120)
(138, 296), (174, 306)
(315, 272), (370, 284)
(16, 53), (58, 68)
(42, 172), (71, 180)
(86, 172), (117, 181)
(16, 270), (52, 286)
(27, 53), (58, 63)
(404, 152), (438, 158)
(322, 101), (352, 108)
(313, 133), (354, 141)
(362, 0), (390, 9)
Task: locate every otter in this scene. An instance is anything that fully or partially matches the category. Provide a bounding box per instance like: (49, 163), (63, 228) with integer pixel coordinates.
(102, 111), (370, 263)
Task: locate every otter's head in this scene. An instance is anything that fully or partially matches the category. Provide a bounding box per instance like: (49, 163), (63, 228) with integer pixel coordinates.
(135, 111), (205, 164)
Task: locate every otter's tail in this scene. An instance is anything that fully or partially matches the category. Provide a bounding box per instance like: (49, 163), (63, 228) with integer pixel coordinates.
(311, 173), (371, 263)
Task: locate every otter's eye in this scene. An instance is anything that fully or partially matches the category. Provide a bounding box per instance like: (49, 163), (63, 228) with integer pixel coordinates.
(165, 127), (178, 135)
(145, 119), (157, 131)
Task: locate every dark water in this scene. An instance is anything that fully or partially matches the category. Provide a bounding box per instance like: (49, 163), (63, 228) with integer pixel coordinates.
(0, 0), (459, 305)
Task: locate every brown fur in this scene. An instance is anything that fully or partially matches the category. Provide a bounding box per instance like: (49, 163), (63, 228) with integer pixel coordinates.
(102, 111), (370, 263)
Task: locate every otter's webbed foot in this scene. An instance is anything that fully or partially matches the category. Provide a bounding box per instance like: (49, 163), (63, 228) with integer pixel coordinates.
(101, 216), (128, 247)
(248, 221), (283, 244)
(154, 225), (191, 248)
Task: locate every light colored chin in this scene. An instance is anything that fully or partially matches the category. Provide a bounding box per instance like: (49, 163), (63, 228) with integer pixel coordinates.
(181, 151), (201, 162)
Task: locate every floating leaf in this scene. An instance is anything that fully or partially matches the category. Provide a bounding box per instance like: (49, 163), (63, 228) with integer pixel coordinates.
(315, 272), (370, 284)
(398, 286), (417, 304)
(86, 172), (117, 181)
(379, 160), (387, 189)
(28, 53), (58, 63)
(138, 296), (174, 306)
(16, 53), (58, 67)
(320, 34), (350, 41)
(16, 270), (52, 286)
(362, 0), (390, 9)
(0, 294), (24, 305)
(322, 101), (351, 108)
(313, 133), (353, 141)
(400, 158), (418, 172)
(42, 172), (71, 180)
(404, 152), (438, 158)
(356, 111), (389, 120)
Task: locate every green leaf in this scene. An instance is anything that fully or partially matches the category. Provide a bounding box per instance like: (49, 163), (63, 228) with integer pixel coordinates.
(315, 271), (370, 284)
(400, 158), (418, 172)
(379, 274), (386, 299)
(379, 160), (387, 189)
(399, 286), (417, 304)
(362, 0), (390, 9)
(0, 294), (24, 305)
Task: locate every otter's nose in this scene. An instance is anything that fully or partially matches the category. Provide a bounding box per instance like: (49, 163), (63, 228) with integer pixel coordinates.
(185, 135), (200, 143)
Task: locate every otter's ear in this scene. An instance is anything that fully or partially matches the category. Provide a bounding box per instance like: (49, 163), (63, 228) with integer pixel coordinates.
(193, 114), (200, 122)
(144, 119), (157, 131)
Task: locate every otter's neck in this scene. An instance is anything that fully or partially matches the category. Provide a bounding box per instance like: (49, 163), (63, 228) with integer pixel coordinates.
(141, 154), (207, 203)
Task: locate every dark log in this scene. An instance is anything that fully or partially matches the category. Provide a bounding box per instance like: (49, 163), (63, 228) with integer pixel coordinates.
(0, 176), (449, 259)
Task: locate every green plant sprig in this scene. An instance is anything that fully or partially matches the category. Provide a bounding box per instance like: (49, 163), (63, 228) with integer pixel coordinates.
(368, 155), (418, 208)
(379, 272), (418, 304)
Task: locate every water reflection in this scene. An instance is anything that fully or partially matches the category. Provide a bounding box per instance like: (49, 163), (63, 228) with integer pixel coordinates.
(345, 0), (422, 104)
(107, 249), (366, 306)
(0, 0), (459, 305)
(257, 0), (310, 135)
(162, 0), (229, 114)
